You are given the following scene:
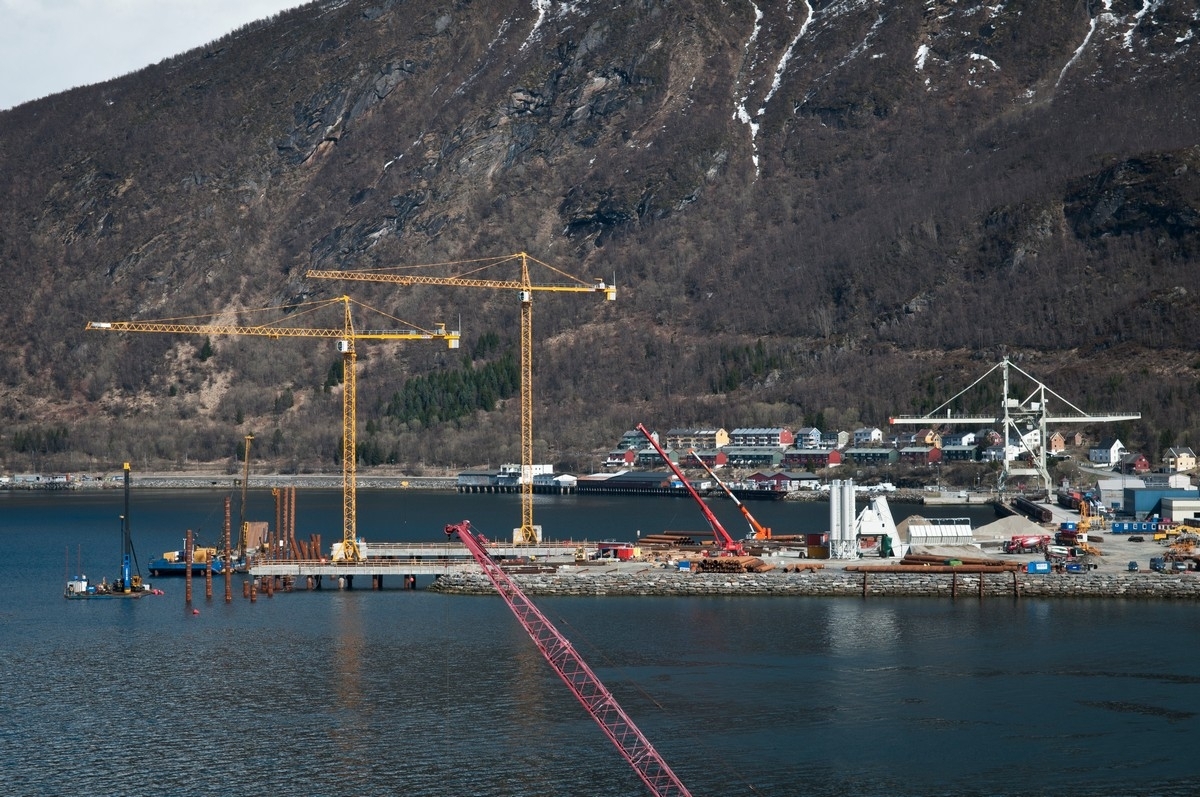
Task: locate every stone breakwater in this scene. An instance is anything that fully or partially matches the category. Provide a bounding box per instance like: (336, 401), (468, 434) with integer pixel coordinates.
(428, 569), (1200, 599)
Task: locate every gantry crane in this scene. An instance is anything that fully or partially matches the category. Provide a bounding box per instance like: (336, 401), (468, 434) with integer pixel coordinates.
(889, 356), (1140, 493)
(87, 296), (459, 561)
(308, 252), (614, 543)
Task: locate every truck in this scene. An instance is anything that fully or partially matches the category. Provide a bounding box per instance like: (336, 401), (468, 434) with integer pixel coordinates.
(1004, 534), (1050, 554)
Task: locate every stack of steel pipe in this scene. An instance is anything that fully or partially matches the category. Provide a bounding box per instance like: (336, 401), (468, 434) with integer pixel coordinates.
(901, 553), (1018, 569)
(846, 552), (1021, 573)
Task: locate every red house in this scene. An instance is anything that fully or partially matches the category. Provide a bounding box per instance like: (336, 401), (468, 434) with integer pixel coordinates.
(782, 448), (843, 469)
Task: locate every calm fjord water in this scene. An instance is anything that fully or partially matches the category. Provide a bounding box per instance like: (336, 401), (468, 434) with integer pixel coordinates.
(2, 488), (1197, 796)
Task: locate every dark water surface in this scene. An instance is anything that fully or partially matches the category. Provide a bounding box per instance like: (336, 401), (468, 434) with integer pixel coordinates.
(2, 488), (1197, 796)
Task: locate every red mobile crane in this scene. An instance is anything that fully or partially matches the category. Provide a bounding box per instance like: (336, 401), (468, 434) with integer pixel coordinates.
(688, 450), (772, 540)
(444, 521), (693, 797)
(636, 424), (745, 555)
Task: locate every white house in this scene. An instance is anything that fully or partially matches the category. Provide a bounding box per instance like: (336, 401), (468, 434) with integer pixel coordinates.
(1088, 438), (1125, 467)
(853, 427), (883, 446)
(942, 431), (977, 447)
(794, 427), (823, 449)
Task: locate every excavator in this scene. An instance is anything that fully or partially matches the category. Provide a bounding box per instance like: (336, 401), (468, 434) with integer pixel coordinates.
(636, 424), (745, 556)
(688, 450), (771, 540)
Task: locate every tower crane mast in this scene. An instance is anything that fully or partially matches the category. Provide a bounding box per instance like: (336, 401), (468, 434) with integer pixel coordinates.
(88, 296), (459, 561)
(308, 252), (614, 544)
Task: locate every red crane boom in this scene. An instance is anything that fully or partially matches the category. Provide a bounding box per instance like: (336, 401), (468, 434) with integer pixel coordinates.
(689, 450), (772, 540)
(636, 424), (744, 555)
(444, 521), (693, 797)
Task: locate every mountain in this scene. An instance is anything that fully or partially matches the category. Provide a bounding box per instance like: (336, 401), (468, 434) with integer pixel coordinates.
(0, 0), (1198, 475)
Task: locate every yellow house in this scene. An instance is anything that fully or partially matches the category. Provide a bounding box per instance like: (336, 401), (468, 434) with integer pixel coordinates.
(1163, 447), (1197, 473)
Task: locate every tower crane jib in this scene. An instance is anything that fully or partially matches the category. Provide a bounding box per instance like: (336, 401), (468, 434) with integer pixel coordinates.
(87, 296), (460, 562)
(307, 252), (614, 544)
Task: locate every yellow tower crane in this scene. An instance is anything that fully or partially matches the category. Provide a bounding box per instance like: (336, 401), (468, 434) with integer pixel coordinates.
(87, 296), (460, 561)
(308, 252), (614, 543)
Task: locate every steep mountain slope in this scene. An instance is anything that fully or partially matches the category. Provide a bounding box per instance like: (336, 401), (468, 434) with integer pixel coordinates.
(0, 0), (1197, 473)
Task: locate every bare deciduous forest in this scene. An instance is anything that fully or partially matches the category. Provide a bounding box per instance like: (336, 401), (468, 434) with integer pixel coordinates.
(0, 0), (1197, 476)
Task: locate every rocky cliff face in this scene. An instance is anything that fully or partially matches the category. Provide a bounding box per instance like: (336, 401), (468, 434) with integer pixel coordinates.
(0, 0), (1197, 471)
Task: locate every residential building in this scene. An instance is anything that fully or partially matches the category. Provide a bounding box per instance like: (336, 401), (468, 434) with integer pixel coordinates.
(915, 428), (943, 448)
(635, 446), (677, 468)
(977, 429), (1003, 447)
(729, 427), (795, 448)
(982, 444), (1019, 462)
(899, 446), (942, 465)
(794, 427), (823, 449)
(720, 446), (784, 468)
(1163, 447), (1197, 473)
(1116, 452), (1151, 475)
(940, 445), (977, 462)
(746, 471), (819, 491)
(782, 448), (843, 469)
(604, 449), (638, 468)
(614, 429), (649, 451)
(853, 427), (883, 446)
(822, 430), (850, 449)
(664, 428), (729, 450)
(844, 447), (899, 465)
(689, 449), (729, 468)
(942, 431), (977, 448)
(1089, 438), (1126, 467)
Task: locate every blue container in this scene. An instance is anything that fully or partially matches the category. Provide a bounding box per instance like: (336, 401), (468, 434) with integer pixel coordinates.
(1060, 522), (1077, 531)
(1027, 561), (1051, 574)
